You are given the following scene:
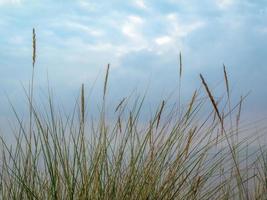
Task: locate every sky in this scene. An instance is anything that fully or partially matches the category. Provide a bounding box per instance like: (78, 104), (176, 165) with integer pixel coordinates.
(0, 0), (267, 128)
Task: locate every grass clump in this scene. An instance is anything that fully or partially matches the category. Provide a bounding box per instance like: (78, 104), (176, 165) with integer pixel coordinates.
(0, 30), (266, 200)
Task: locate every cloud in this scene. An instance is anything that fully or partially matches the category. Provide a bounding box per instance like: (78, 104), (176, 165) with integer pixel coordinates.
(216, 0), (234, 9)
(121, 15), (147, 50)
(0, 0), (267, 122)
(58, 21), (104, 37)
(155, 36), (172, 45)
(0, 0), (22, 5)
(78, 0), (97, 10)
(166, 13), (205, 37)
(135, 0), (147, 9)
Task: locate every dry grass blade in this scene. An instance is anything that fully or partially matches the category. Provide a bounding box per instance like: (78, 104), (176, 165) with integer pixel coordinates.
(188, 90), (197, 114)
(118, 116), (122, 133)
(29, 28), (36, 140)
(200, 74), (222, 123)
(179, 52), (182, 78)
(81, 83), (85, 124)
(236, 95), (243, 131)
(223, 64), (230, 98)
(156, 100), (165, 129)
(103, 64), (110, 100)
(32, 28), (36, 68)
(184, 127), (196, 158)
(200, 74), (247, 196)
(115, 97), (126, 112)
(178, 52), (183, 118)
(223, 64), (234, 134)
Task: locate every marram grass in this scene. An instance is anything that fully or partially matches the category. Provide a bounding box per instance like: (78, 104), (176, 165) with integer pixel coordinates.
(0, 31), (266, 200)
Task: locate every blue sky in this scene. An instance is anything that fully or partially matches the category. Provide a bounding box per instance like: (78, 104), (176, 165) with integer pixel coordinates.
(0, 0), (267, 126)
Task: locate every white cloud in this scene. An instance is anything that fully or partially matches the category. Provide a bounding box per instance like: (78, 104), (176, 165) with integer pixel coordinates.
(166, 13), (177, 21)
(0, 0), (22, 5)
(78, 0), (98, 11)
(175, 21), (204, 37)
(122, 26), (135, 38)
(67, 22), (103, 36)
(128, 15), (144, 24)
(147, 13), (206, 54)
(135, 0), (147, 9)
(122, 15), (144, 41)
(155, 36), (172, 45)
(216, 0), (234, 9)
(53, 21), (103, 37)
(166, 13), (205, 37)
